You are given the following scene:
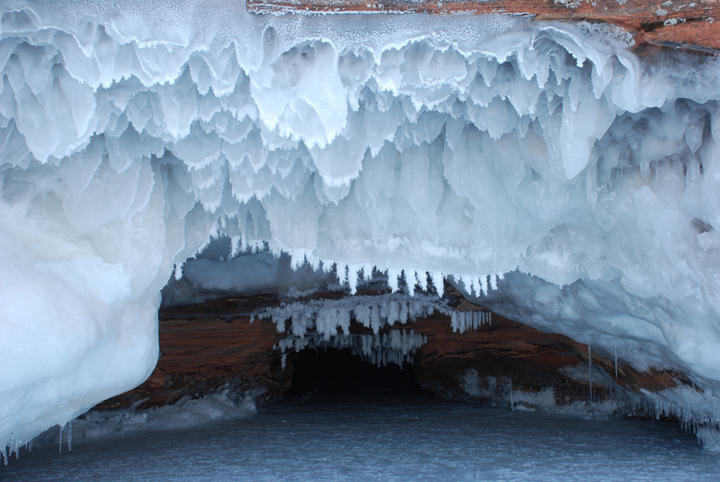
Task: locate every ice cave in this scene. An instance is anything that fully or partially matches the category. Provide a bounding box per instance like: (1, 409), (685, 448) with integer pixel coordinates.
(2, 0), (720, 479)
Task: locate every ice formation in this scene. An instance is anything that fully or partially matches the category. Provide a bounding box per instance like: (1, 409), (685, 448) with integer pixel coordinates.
(279, 330), (428, 367)
(261, 292), (445, 336)
(265, 291), (438, 366)
(450, 310), (491, 334)
(2, 0), (720, 450)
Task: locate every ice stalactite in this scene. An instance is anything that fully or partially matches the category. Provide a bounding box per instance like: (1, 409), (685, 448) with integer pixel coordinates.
(2, 0), (720, 450)
(450, 310), (491, 334)
(588, 345), (593, 405)
(278, 330), (428, 367)
(259, 292), (450, 340)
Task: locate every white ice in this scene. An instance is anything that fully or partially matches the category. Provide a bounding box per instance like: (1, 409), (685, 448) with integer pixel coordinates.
(2, 0), (720, 450)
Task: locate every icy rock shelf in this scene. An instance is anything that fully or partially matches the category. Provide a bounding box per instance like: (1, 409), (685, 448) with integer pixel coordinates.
(2, 0), (720, 454)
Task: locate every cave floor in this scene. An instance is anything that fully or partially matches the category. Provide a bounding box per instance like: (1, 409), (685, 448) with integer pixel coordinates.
(3, 392), (719, 481)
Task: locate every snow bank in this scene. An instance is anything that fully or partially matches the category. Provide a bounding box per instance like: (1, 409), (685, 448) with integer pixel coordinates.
(2, 0), (720, 450)
(70, 390), (257, 441)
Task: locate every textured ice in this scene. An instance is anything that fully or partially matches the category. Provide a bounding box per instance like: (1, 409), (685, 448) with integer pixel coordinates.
(2, 0), (720, 451)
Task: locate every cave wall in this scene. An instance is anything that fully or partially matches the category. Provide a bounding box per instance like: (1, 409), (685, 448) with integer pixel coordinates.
(99, 286), (691, 423)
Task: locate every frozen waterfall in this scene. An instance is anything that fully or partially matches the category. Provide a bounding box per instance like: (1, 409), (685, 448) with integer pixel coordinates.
(2, 0), (720, 452)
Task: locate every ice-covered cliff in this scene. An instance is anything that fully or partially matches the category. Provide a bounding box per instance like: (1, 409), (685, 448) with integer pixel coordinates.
(2, 0), (720, 454)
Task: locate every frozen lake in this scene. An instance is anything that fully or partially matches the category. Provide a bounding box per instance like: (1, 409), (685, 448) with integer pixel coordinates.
(2, 391), (719, 482)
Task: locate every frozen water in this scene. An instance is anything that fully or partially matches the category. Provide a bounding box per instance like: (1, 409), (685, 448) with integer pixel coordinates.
(2, 0), (720, 449)
(279, 330), (428, 367)
(2, 393), (719, 481)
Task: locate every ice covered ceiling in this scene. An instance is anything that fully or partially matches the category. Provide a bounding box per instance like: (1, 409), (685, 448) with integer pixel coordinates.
(2, 0), (720, 452)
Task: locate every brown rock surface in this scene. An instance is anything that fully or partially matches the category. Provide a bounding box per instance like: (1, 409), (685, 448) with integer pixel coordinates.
(408, 287), (678, 410)
(95, 307), (290, 410)
(247, 0), (720, 51)
(97, 285), (692, 416)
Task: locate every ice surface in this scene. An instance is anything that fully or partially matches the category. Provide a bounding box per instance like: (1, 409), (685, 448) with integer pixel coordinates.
(3, 394), (720, 481)
(66, 390), (257, 442)
(2, 0), (720, 451)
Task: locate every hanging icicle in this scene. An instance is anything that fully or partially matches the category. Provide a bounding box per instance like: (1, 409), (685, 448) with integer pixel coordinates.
(588, 345), (593, 405)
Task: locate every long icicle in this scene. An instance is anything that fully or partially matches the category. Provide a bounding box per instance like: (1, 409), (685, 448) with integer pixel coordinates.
(615, 338), (618, 378)
(588, 345), (592, 405)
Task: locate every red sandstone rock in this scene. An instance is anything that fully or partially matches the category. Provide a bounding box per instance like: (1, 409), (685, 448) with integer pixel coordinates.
(246, 0), (720, 51)
(95, 313), (290, 410)
(97, 285), (692, 417)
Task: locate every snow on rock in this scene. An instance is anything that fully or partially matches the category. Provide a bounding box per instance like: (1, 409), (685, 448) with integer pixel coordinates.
(71, 390), (258, 440)
(15, 389), (259, 460)
(2, 0), (720, 451)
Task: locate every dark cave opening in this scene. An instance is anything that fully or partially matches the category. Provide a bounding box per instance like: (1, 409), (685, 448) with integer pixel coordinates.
(283, 348), (423, 398)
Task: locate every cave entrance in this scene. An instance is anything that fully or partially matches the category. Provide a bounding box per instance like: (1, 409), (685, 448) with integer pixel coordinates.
(283, 347), (423, 398)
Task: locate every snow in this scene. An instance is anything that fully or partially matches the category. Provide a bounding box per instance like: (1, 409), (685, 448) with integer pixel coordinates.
(2, 0), (720, 452)
(67, 390), (258, 442)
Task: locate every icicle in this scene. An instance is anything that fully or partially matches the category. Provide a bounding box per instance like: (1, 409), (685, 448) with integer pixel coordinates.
(173, 262), (184, 281)
(290, 250), (305, 270)
(399, 302), (408, 325)
(416, 271), (428, 292)
(348, 265), (360, 295)
(229, 235), (241, 258)
(387, 269), (401, 292)
(337, 263), (348, 285)
(281, 353), (287, 370)
(460, 275), (472, 295)
(430, 272), (444, 297)
(58, 424), (63, 454)
(67, 421), (72, 452)
(1, 445), (7, 466)
(588, 345), (592, 405)
(614, 338), (618, 378)
(480, 275), (488, 295)
(490, 274), (498, 291)
(406, 270), (415, 297)
(311, 256), (320, 272)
